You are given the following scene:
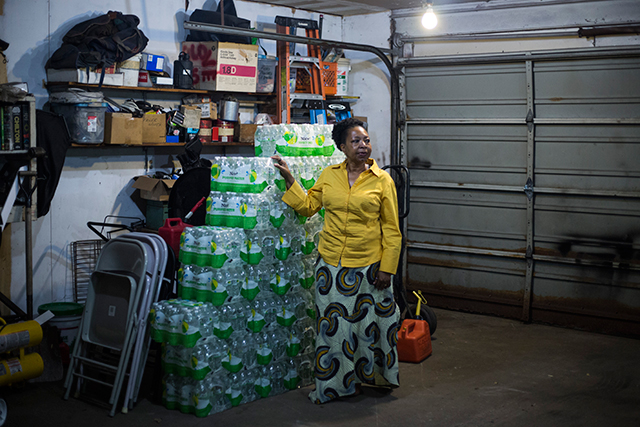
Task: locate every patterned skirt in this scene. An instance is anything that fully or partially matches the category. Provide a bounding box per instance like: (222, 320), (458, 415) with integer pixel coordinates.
(309, 258), (400, 404)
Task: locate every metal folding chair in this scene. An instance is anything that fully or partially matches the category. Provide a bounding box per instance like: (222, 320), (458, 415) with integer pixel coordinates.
(64, 237), (148, 417)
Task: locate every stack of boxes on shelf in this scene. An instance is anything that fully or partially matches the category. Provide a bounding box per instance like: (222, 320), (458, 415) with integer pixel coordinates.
(149, 123), (345, 417)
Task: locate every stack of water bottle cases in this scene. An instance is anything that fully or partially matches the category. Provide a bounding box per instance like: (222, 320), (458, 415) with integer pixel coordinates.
(149, 124), (345, 417)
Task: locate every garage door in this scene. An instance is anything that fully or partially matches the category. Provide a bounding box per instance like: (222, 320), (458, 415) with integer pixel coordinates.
(399, 47), (640, 336)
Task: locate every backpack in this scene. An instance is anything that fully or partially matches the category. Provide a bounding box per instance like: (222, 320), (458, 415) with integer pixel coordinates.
(46, 11), (148, 84)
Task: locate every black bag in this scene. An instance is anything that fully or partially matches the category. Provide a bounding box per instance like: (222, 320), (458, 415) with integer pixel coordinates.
(36, 110), (71, 218)
(46, 11), (148, 71)
(186, 8), (251, 45)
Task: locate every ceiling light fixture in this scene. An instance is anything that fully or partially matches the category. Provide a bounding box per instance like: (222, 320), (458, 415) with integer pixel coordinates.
(422, 3), (438, 30)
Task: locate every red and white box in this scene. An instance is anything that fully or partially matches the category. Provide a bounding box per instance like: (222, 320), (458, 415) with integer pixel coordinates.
(181, 42), (258, 93)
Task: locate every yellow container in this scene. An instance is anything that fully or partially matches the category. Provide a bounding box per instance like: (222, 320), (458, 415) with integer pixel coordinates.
(0, 352), (44, 386)
(0, 320), (43, 352)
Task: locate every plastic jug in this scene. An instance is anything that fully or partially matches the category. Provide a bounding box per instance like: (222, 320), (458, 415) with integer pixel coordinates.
(159, 218), (193, 258)
(396, 318), (432, 363)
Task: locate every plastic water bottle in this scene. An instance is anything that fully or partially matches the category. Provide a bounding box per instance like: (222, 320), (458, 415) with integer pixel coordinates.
(235, 332), (257, 370)
(254, 366), (274, 398)
(285, 328), (302, 358)
(270, 261), (291, 296)
(192, 380), (212, 417)
(163, 373), (180, 409)
(265, 325), (287, 362)
(180, 227), (198, 265)
(283, 358), (301, 390)
(179, 265), (197, 301)
(255, 332), (274, 366)
(241, 264), (261, 303)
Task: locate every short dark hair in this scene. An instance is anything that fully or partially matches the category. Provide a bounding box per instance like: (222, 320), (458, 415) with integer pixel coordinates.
(331, 118), (366, 149)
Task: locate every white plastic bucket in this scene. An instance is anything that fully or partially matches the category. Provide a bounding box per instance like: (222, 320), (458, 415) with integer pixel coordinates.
(336, 58), (351, 96)
(49, 315), (82, 347)
(38, 302), (84, 347)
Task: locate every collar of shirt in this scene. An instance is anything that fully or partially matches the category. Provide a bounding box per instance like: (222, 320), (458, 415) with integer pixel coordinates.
(331, 158), (383, 177)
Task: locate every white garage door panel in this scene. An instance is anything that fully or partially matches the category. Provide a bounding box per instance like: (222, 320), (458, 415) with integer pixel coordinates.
(405, 64), (528, 119)
(402, 51), (640, 337)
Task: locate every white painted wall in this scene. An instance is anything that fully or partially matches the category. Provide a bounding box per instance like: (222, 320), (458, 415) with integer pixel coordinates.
(342, 12), (393, 168)
(0, 0), (342, 314)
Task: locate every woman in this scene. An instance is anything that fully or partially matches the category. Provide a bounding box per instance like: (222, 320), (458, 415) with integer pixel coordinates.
(272, 118), (403, 404)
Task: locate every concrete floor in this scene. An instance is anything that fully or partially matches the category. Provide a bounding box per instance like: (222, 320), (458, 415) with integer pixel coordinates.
(4, 308), (640, 427)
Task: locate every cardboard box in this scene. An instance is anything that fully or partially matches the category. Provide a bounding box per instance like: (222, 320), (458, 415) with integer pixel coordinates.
(118, 53), (142, 69)
(103, 113), (143, 145)
(133, 176), (176, 202)
(142, 113), (167, 144)
(140, 53), (167, 72)
(181, 42), (258, 93)
(197, 102), (217, 119)
(234, 123), (258, 143)
(120, 68), (140, 87)
(180, 105), (202, 129)
(47, 68), (125, 86)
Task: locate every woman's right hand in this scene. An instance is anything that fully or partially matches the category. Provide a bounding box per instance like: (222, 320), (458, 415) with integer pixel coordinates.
(271, 156), (296, 189)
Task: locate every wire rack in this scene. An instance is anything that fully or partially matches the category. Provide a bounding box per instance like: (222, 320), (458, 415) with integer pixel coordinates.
(71, 239), (106, 304)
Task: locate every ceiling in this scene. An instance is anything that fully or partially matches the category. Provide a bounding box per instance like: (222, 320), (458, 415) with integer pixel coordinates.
(242, 0), (479, 17)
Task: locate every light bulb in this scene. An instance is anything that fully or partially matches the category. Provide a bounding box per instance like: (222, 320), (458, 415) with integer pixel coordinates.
(422, 5), (438, 30)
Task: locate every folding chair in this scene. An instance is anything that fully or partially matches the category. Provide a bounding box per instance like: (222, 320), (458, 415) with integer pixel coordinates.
(119, 233), (168, 413)
(64, 237), (148, 417)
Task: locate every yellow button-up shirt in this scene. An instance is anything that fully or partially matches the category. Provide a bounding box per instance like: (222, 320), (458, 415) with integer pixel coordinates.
(282, 159), (402, 274)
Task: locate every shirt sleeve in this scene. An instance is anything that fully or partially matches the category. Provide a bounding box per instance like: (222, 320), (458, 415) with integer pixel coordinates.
(281, 177), (324, 217)
(379, 175), (403, 274)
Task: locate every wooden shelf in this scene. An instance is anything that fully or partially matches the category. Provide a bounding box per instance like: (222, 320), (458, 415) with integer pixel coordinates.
(46, 82), (274, 97)
(70, 141), (254, 148)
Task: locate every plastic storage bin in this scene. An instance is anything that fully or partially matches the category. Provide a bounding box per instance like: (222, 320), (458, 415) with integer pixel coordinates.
(51, 102), (107, 144)
(146, 200), (169, 230)
(321, 62), (337, 95)
(336, 58), (351, 96)
(257, 55), (277, 93)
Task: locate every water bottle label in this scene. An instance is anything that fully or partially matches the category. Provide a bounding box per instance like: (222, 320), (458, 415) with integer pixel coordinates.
(307, 307), (317, 319)
(300, 275), (315, 289)
(275, 235), (292, 260)
(286, 341), (302, 357)
(221, 355), (243, 373)
(211, 162), (268, 194)
(240, 239), (264, 265)
(240, 279), (261, 301)
(274, 176), (287, 192)
(254, 379), (272, 398)
(295, 212), (307, 225)
(208, 195), (258, 229)
(276, 308), (297, 327)
(193, 394), (213, 417)
(275, 127), (331, 157)
(283, 372), (301, 390)
(270, 275), (291, 296)
(195, 235), (212, 266)
(211, 290), (229, 306)
(191, 355), (211, 374)
(256, 348), (273, 365)
(247, 311), (266, 332)
(214, 322), (233, 339)
(225, 388), (244, 406)
(269, 213), (285, 228)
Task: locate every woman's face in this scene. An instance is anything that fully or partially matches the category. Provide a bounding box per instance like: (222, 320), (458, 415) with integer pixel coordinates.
(340, 126), (372, 163)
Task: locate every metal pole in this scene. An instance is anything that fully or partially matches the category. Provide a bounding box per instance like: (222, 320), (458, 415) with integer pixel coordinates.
(182, 21), (402, 164)
(19, 170), (37, 320)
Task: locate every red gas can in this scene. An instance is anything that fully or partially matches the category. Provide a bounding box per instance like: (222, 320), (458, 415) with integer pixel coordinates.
(158, 218), (192, 258)
(397, 319), (432, 363)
